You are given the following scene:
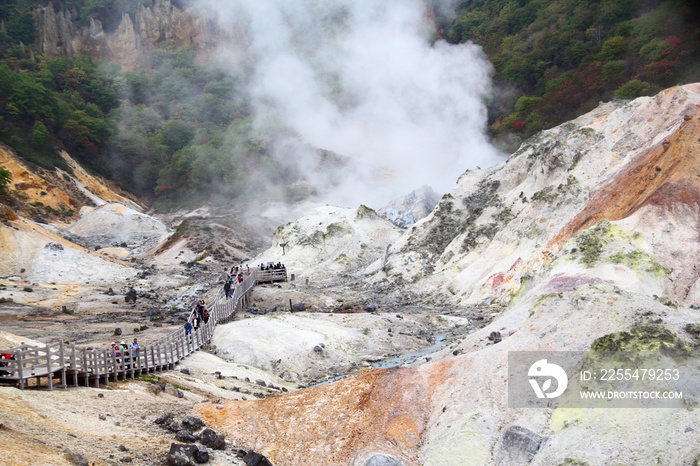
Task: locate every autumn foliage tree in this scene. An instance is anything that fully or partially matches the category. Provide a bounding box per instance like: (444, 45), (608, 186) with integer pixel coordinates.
(442, 0), (700, 145)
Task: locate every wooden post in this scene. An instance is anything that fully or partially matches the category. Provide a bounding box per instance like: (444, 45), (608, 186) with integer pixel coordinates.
(93, 350), (99, 388)
(157, 344), (162, 373)
(81, 347), (88, 387)
(16, 350), (24, 390)
(46, 344), (53, 391)
(110, 346), (119, 382)
(59, 340), (66, 389)
(71, 343), (78, 387)
(103, 350), (109, 388)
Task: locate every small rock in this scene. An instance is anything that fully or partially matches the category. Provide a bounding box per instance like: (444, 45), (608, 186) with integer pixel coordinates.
(118, 445), (127, 452)
(155, 413), (174, 425)
(200, 428), (226, 450)
(255, 379), (267, 387)
(167, 444), (200, 466)
(64, 449), (89, 466)
(113, 328), (122, 336)
(181, 416), (205, 431)
(242, 451), (273, 466)
(147, 384), (163, 396)
(99, 414), (106, 421)
(175, 429), (197, 443)
(168, 422), (182, 433)
(180, 368), (191, 375)
(125, 289), (137, 303)
(193, 445), (209, 463)
(487, 331), (502, 344)
(365, 454), (405, 466)
(313, 346), (323, 353)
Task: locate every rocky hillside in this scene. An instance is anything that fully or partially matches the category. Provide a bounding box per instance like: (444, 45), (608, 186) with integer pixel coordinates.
(255, 84), (700, 309)
(0, 84), (698, 465)
(371, 83), (700, 309)
(33, 0), (246, 70)
(194, 84), (700, 465)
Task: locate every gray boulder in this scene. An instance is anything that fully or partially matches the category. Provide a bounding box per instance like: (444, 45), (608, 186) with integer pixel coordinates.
(200, 428), (226, 450)
(175, 430), (197, 443)
(167, 444), (209, 465)
(242, 451), (273, 466)
(181, 416), (205, 431)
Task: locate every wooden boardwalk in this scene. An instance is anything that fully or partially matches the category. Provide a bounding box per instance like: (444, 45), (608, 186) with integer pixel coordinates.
(0, 268), (287, 390)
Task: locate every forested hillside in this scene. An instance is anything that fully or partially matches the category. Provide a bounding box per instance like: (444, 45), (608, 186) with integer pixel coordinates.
(440, 0), (700, 142)
(0, 1), (279, 208)
(0, 0), (698, 208)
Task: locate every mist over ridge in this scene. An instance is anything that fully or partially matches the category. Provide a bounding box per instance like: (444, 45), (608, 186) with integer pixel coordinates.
(197, 0), (504, 209)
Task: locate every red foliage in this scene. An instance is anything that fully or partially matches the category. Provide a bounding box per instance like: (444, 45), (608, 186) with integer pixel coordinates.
(664, 35), (681, 51)
(154, 184), (173, 196)
(542, 61), (603, 119)
(512, 119), (526, 132)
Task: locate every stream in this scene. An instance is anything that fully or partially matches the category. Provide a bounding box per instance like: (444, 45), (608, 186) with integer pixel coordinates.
(309, 331), (453, 387)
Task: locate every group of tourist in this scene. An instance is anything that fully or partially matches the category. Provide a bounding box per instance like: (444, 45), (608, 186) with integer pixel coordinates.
(109, 338), (140, 370)
(221, 264), (253, 299)
(259, 262), (285, 271)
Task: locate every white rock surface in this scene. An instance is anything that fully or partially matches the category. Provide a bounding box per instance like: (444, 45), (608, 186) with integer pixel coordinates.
(378, 185), (442, 228)
(253, 204), (401, 281)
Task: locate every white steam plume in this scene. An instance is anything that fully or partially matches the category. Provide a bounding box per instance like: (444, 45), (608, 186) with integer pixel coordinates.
(197, 0), (503, 208)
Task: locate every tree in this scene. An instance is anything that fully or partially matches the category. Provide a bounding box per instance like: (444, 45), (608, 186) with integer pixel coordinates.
(31, 120), (50, 147)
(614, 79), (655, 99)
(0, 166), (11, 192)
(601, 36), (628, 60)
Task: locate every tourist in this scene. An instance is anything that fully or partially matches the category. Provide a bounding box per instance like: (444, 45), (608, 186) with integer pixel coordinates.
(120, 340), (130, 368)
(0, 353), (14, 376)
(223, 280), (231, 299)
(112, 342), (122, 370)
(195, 299), (205, 326)
(184, 321), (192, 338)
(131, 338), (140, 359)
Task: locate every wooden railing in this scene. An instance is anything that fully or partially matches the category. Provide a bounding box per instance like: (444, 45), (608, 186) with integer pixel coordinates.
(0, 267), (287, 390)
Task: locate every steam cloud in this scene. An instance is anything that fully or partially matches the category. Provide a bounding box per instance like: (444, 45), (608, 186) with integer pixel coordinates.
(198, 0), (502, 208)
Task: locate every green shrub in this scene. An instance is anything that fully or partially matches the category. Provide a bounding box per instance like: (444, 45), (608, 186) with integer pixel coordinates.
(0, 167), (11, 191)
(614, 80), (655, 99)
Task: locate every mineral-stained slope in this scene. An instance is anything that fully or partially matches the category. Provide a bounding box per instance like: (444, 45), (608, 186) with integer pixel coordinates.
(371, 83), (700, 309)
(196, 84), (700, 465)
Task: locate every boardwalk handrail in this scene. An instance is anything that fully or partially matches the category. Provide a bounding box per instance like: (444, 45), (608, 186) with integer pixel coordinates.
(0, 267), (287, 389)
